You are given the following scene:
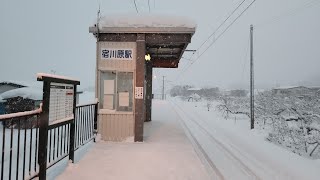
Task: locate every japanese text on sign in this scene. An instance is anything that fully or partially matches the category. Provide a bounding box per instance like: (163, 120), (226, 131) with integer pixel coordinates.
(101, 48), (133, 60)
(49, 83), (74, 124)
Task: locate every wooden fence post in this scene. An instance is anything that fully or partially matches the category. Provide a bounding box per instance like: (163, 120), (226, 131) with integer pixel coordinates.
(69, 85), (77, 163)
(38, 81), (50, 180)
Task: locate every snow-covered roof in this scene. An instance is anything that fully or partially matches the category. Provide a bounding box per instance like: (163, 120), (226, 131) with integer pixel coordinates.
(187, 88), (201, 91)
(90, 14), (196, 34)
(1, 87), (42, 100)
(309, 86), (320, 90)
(272, 86), (308, 90)
(189, 93), (201, 99)
(99, 14), (196, 28)
(0, 80), (42, 88)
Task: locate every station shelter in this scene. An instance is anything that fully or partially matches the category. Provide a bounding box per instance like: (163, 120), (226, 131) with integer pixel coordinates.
(89, 15), (196, 142)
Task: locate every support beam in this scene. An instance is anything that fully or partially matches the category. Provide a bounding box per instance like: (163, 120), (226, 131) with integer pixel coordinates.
(146, 34), (192, 44)
(152, 59), (179, 68)
(145, 60), (153, 122)
(98, 33), (137, 42)
(135, 34), (146, 142)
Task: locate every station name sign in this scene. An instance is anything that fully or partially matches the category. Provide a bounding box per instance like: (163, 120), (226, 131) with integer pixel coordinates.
(101, 48), (133, 60)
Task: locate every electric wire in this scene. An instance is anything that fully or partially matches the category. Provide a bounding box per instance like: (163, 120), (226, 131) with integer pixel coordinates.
(176, 0), (251, 80)
(255, 0), (320, 29)
(175, 0), (257, 81)
(134, 0), (139, 13)
(184, 0), (248, 66)
(196, 0), (247, 54)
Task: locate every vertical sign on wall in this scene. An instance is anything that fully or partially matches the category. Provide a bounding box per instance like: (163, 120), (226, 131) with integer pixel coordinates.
(135, 87), (143, 99)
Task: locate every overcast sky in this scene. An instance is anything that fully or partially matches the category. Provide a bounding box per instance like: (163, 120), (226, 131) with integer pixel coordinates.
(1, 0), (320, 92)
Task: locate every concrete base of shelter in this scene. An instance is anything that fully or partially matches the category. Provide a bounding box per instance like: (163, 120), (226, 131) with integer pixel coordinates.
(57, 100), (210, 180)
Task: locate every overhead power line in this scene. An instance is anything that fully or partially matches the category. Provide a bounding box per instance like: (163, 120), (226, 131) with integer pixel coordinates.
(196, 0), (247, 53)
(184, 0), (248, 67)
(175, 0), (250, 80)
(255, 0), (320, 28)
(175, 0), (257, 81)
(134, 0), (139, 13)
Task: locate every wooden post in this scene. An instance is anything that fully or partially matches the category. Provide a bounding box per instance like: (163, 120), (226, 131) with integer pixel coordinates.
(93, 102), (99, 142)
(250, 25), (255, 129)
(135, 34), (146, 142)
(38, 81), (50, 180)
(145, 60), (152, 122)
(69, 85), (77, 162)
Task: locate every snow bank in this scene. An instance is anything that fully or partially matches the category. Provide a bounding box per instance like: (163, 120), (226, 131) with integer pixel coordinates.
(0, 95), (4, 103)
(1, 87), (42, 100)
(172, 98), (320, 179)
(98, 14), (197, 28)
(187, 87), (201, 91)
(272, 86), (304, 90)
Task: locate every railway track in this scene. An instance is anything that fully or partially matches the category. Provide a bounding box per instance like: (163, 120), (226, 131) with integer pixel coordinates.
(170, 100), (261, 180)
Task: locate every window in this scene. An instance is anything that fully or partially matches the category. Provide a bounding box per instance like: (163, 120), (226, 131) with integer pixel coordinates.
(100, 71), (133, 112)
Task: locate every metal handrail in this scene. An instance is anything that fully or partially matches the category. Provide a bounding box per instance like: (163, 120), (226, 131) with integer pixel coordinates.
(0, 103), (42, 121)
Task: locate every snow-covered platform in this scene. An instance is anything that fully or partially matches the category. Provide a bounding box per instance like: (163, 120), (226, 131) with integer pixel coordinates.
(57, 100), (210, 180)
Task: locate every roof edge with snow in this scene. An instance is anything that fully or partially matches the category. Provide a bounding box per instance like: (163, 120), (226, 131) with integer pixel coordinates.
(90, 26), (196, 34)
(1, 87), (43, 101)
(37, 73), (80, 84)
(272, 86), (310, 90)
(89, 14), (196, 34)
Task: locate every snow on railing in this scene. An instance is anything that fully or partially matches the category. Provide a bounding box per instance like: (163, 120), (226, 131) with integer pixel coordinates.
(76, 98), (99, 108)
(0, 103), (42, 120)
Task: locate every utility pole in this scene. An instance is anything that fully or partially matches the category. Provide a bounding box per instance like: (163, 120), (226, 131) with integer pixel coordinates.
(162, 76), (165, 100)
(250, 25), (255, 129)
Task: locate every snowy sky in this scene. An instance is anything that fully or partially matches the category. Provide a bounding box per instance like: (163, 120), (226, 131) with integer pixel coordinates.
(1, 0), (320, 92)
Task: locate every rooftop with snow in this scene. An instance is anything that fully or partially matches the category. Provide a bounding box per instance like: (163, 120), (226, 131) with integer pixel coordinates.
(89, 14), (196, 34)
(1, 87), (42, 100)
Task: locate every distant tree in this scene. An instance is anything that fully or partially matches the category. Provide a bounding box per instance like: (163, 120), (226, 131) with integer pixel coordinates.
(170, 85), (194, 97)
(3, 97), (38, 129)
(216, 91), (320, 158)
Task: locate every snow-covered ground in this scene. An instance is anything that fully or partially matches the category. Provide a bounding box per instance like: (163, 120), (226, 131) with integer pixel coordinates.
(171, 97), (320, 180)
(4, 98), (320, 179)
(57, 100), (210, 180)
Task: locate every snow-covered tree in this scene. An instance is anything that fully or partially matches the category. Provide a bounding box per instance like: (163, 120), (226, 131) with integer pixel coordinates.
(216, 91), (320, 158)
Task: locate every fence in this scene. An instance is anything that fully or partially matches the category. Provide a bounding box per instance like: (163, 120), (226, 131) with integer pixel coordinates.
(0, 102), (98, 180)
(153, 94), (167, 100)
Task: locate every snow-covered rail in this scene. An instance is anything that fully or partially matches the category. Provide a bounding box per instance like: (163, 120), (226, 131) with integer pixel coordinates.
(171, 103), (225, 180)
(171, 100), (261, 180)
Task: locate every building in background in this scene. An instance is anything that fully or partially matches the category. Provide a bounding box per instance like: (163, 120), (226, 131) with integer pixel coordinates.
(272, 86), (316, 96)
(0, 81), (27, 94)
(230, 89), (247, 97)
(0, 95), (4, 115)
